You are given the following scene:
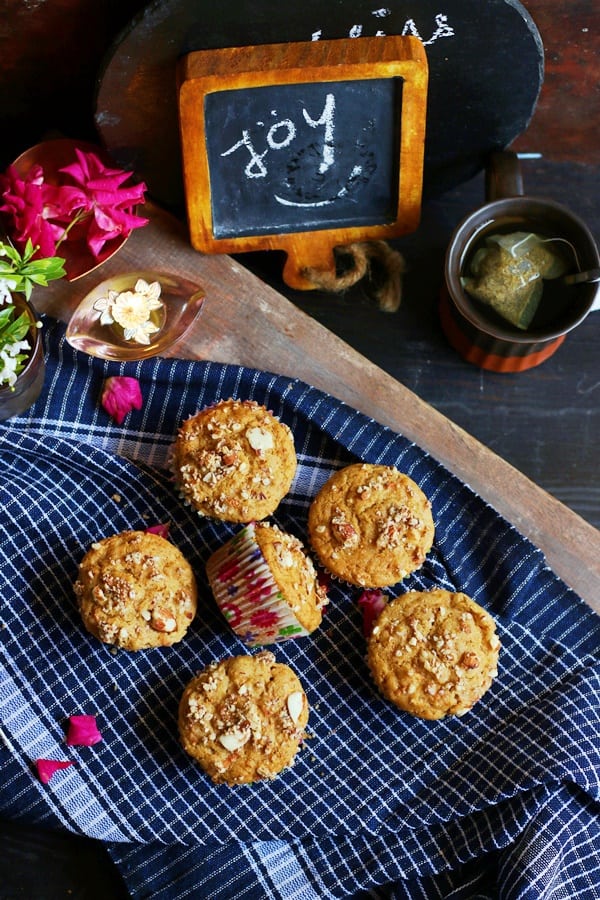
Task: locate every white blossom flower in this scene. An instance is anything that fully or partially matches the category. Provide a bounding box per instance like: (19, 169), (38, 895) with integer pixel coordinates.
(93, 279), (163, 344)
(93, 289), (118, 326)
(0, 277), (17, 307)
(0, 339), (30, 387)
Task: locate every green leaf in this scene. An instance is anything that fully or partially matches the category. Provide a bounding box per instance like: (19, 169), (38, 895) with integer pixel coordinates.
(0, 309), (30, 346)
(0, 306), (14, 330)
(0, 238), (66, 299)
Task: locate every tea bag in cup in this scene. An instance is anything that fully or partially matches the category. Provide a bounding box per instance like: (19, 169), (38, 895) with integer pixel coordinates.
(462, 231), (570, 329)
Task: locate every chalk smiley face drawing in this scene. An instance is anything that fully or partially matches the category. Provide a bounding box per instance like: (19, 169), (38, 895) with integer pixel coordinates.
(275, 130), (378, 210)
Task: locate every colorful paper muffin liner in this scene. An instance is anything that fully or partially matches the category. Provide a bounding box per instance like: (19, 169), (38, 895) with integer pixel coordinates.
(206, 523), (311, 646)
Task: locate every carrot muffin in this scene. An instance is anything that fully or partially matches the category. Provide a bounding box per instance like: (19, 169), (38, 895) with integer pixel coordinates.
(74, 530), (198, 650)
(308, 463), (435, 587)
(367, 589), (500, 719)
(171, 399), (297, 523)
(178, 650), (309, 784)
(206, 521), (328, 646)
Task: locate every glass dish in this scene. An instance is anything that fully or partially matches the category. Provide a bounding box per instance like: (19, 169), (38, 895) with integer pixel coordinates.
(65, 269), (205, 360)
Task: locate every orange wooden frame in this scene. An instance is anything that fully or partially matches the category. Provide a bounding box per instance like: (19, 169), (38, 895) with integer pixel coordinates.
(177, 36), (428, 289)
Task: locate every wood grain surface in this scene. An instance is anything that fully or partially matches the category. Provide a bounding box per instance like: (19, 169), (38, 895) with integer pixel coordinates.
(34, 198), (600, 613)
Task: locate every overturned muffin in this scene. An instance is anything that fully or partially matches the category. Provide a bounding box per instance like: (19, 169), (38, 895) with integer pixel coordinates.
(206, 521), (328, 646)
(367, 589), (500, 719)
(178, 650), (309, 784)
(74, 530), (197, 650)
(308, 463), (435, 587)
(171, 399), (297, 523)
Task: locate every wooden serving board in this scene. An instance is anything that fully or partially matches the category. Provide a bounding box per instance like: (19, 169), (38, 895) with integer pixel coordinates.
(34, 202), (600, 613)
(94, 0), (543, 213)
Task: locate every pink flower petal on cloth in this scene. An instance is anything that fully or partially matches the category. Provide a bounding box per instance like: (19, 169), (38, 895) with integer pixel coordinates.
(317, 571), (331, 612)
(358, 590), (388, 638)
(65, 715), (102, 747)
(145, 523), (170, 539)
(36, 759), (74, 784)
(101, 376), (143, 425)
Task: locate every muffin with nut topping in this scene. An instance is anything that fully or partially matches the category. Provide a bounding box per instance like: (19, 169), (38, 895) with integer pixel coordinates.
(367, 589), (500, 719)
(178, 650), (309, 784)
(206, 521), (328, 646)
(308, 463), (435, 587)
(171, 399), (297, 523)
(74, 530), (197, 651)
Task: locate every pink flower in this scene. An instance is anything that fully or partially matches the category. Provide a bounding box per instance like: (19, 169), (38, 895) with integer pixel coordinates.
(59, 149), (148, 257)
(358, 590), (388, 637)
(0, 147), (148, 266)
(35, 758), (74, 784)
(221, 601), (243, 628)
(101, 376), (142, 425)
(250, 608), (280, 628)
(65, 715), (103, 747)
(217, 560), (240, 582)
(0, 165), (68, 258)
(244, 577), (273, 603)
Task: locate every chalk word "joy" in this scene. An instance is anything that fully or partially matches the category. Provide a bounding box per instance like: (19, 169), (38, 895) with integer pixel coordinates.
(221, 93), (337, 192)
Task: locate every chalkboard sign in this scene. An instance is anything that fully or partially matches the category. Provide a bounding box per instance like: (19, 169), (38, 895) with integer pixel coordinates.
(177, 36), (428, 288)
(204, 78), (401, 239)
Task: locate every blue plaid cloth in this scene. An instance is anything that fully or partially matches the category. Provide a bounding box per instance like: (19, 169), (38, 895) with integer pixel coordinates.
(1, 317), (599, 899)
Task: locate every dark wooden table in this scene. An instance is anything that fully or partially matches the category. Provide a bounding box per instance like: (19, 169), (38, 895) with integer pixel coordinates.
(1, 156), (598, 899)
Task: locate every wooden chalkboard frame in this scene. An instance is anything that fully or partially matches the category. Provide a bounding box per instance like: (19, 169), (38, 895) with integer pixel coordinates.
(177, 36), (428, 288)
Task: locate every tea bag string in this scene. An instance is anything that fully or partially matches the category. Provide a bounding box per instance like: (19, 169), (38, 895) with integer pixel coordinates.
(535, 237), (600, 286)
(543, 236), (582, 270)
(503, 233), (599, 291)
(509, 234), (600, 287)
(511, 235), (583, 272)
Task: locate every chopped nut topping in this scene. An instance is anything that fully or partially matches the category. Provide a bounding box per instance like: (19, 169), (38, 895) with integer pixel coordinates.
(246, 426), (274, 452)
(150, 607), (177, 633)
(458, 612), (474, 632)
(254, 650), (276, 666)
(92, 575), (131, 613)
(275, 544), (295, 567)
(460, 651), (480, 669)
(219, 728), (251, 752)
(331, 508), (359, 549)
(375, 504), (422, 549)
